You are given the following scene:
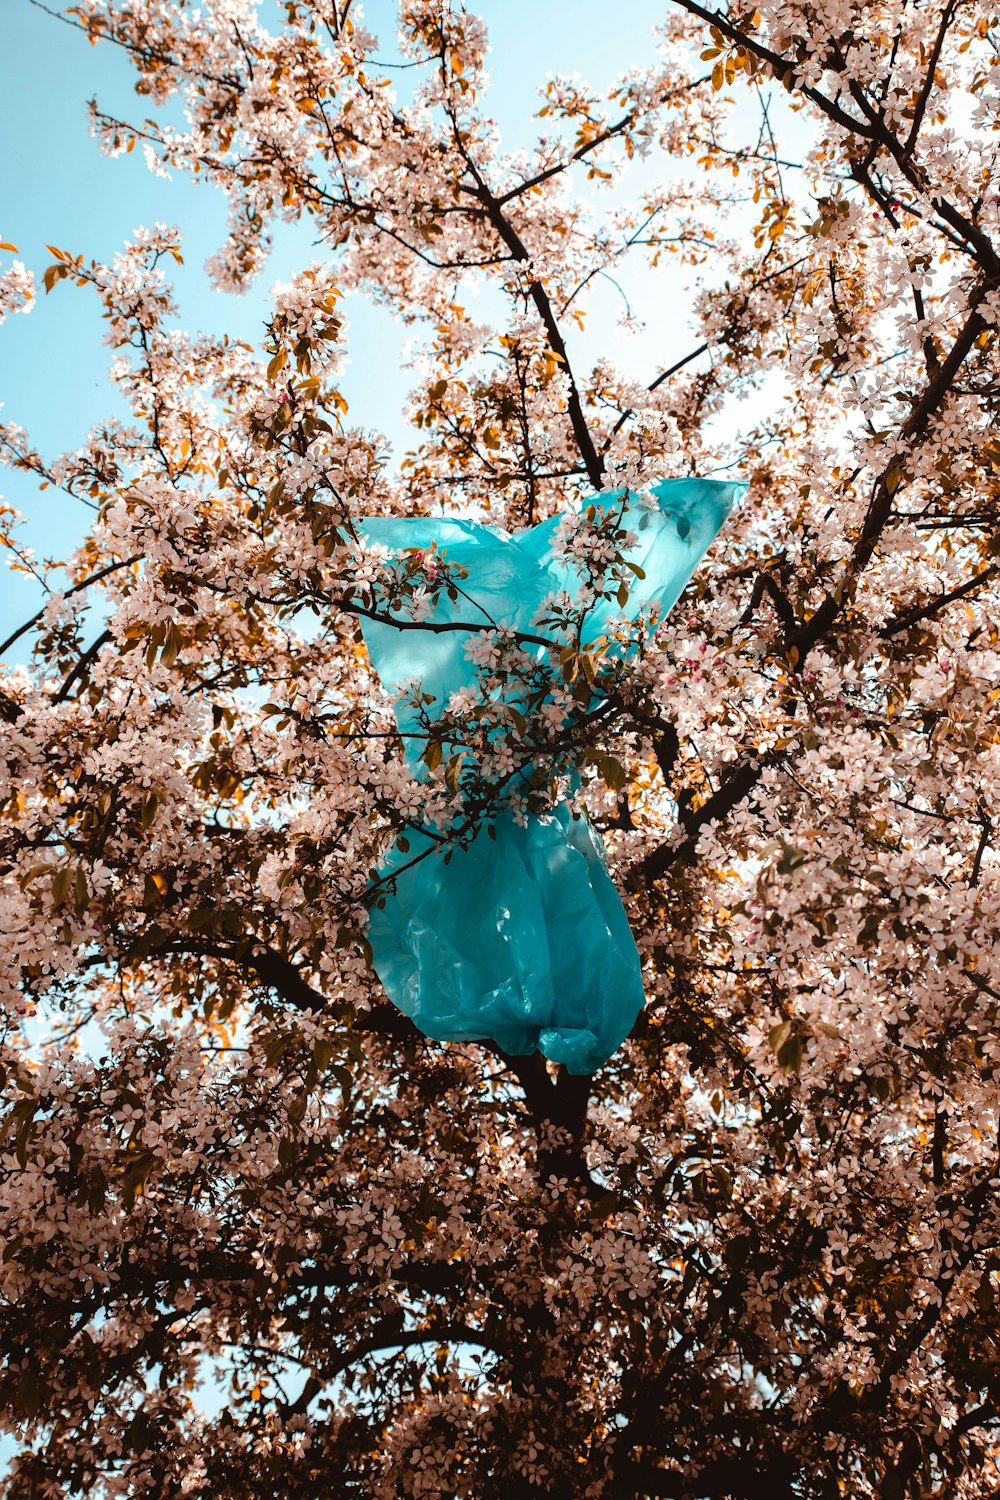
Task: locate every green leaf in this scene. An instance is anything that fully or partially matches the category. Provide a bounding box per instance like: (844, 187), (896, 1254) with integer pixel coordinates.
(88, 1168), (107, 1217)
(313, 1039), (337, 1070)
(140, 791), (161, 828)
(188, 905), (218, 933)
(712, 1164), (734, 1200)
(776, 840), (808, 876)
(776, 1033), (804, 1073)
(122, 1151), (156, 1211)
(128, 924), (166, 962)
(50, 866), (73, 908)
(723, 1232), (753, 1270)
(264, 1033), (295, 1067)
(15, 1368), (42, 1418)
(599, 754), (628, 791)
(858, 911), (881, 947)
(444, 753), (465, 795)
(142, 873), (167, 907)
(585, 1189), (624, 1220)
(13, 1102), (38, 1169)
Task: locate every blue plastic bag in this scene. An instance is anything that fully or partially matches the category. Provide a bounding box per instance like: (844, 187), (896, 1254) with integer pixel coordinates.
(358, 478), (742, 1074)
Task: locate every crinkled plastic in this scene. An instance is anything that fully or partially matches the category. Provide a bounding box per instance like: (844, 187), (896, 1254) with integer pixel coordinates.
(358, 478), (743, 1074)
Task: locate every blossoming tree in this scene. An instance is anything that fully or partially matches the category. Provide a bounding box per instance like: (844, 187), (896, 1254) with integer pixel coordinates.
(2, 1), (1000, 1494)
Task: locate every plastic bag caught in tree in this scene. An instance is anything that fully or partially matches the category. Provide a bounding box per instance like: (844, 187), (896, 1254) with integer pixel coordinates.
(359, 478), (742, 1074)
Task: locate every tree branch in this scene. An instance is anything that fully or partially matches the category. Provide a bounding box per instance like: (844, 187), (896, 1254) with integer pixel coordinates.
(878, 561), (999, 638)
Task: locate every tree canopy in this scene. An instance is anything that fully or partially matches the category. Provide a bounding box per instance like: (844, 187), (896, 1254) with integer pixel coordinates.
(2, 1), (1000, 1495)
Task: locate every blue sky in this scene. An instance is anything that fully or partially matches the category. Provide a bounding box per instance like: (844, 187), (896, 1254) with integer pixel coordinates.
(0, 0), (709, 650)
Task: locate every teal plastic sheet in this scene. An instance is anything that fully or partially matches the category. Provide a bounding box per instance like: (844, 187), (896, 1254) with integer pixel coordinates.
(358, 478), (742, 1074)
